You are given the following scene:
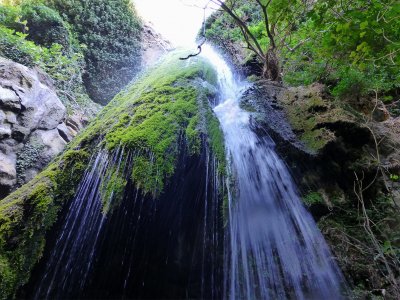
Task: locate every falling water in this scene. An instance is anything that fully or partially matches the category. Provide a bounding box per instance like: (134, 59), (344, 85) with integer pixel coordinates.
(33, 148), (128, 299)
(201, 45), (348, 299)
(27, 134), (224, 299)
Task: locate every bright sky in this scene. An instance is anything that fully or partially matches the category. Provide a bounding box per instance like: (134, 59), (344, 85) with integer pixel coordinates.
(133, 0), (219, 47)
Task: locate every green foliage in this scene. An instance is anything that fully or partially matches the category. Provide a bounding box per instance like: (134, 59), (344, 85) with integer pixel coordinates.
(389, 174), (399, 182)
(0, 2), (73, 50)
(48, 0), (143, 105)
(331, 67), (370, 99)
(283, 0), (400, 97)
(303, 191), (323, 206)
(206, 0), (400, 100)
(20, 3), (72, 50)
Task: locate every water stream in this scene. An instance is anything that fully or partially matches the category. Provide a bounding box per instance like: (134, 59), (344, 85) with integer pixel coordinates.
(201, 45), (347, 299)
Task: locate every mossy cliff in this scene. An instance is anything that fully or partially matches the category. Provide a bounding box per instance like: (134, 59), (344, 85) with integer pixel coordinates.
(0, 51), (225, 299)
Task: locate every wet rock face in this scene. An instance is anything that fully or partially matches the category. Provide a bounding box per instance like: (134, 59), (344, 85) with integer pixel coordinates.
(0, 57), (84, 198)
(242, 80), (400, 297)
(141, 23), (172, 68)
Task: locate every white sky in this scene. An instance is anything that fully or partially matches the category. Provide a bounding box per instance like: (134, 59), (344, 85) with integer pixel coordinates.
(133, 0), (219, 47)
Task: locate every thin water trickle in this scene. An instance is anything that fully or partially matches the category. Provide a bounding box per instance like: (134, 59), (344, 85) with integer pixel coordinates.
(33, 148), (127, 299)
(201, 44), (348, 300)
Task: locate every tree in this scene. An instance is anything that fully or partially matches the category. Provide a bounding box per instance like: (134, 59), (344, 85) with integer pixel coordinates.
(207, 0), (310, 81)
(48, 0), (143, 105)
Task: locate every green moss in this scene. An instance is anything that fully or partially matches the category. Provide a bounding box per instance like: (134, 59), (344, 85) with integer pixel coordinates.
(71, 51), (223, 196)
(205, 109), (226, 174)
(186, 114), (201, 155)
(0, 148), (90, 299)
(280, 86), (355, 152)
(302, 191), (324, 206)
(100, 166), (127, 214)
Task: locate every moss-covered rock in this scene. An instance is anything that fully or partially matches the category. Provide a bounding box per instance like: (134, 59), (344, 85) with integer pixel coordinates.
(0, 50), (225, 299)
(0, 148), (90, 299)
(278, 83), (357, 153)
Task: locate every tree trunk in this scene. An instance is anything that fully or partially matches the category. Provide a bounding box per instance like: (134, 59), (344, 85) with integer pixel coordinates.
(262, 48), (281, 82)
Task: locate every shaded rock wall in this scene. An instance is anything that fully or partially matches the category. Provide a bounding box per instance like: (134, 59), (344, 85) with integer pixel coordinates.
(241, 80), (400, 298)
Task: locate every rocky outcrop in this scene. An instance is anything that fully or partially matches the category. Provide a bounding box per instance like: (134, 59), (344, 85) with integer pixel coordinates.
(0, 57), (86, 198)
(241, 80), (400, 298)
(141, 22), (172, 68)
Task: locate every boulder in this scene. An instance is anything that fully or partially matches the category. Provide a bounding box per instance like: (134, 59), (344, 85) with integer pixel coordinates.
(0, 86), (21, 112)
(0, 57), (86, 198)
(0, 151), (16, 197)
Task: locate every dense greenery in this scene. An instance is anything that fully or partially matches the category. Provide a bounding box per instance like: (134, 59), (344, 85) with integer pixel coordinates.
(48, 0), (143, 104)
(0, 0), (143, 106)
(206, 0), (400, 102)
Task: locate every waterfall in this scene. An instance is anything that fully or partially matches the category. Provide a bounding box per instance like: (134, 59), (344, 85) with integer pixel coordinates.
(201, 44), (348, 299)
(27, 136), (224, 299)
(32, 148), (129, 299)
(25, 44), (348, 299)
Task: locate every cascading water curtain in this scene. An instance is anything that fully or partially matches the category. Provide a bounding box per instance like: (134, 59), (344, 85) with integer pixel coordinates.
(29, 138), (225, 299)
(33, 147), (130, 299)
(201, 44), (349, 300)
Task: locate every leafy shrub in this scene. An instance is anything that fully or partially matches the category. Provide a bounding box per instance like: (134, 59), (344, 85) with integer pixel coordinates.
(21, 3), (72, 51)
(331, 67), (370, 99)
(0, 25), (34, 65)
(0, 5), (24, 31)
(302, 191), (324, 206)
(206, 0), (400, 100)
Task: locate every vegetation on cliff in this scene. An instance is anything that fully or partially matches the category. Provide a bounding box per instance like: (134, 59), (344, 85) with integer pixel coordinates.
(48, 0), (143, 105)
(0, 50), (225, 299)
(0, 0), (143, 106)
(206, 0), (399, 106)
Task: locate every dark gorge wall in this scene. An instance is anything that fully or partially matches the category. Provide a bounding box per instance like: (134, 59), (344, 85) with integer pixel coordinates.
(22, 138), (224, 299)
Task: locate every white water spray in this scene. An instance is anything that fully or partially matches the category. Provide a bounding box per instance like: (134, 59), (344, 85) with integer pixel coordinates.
(201, 44), (348, 299)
